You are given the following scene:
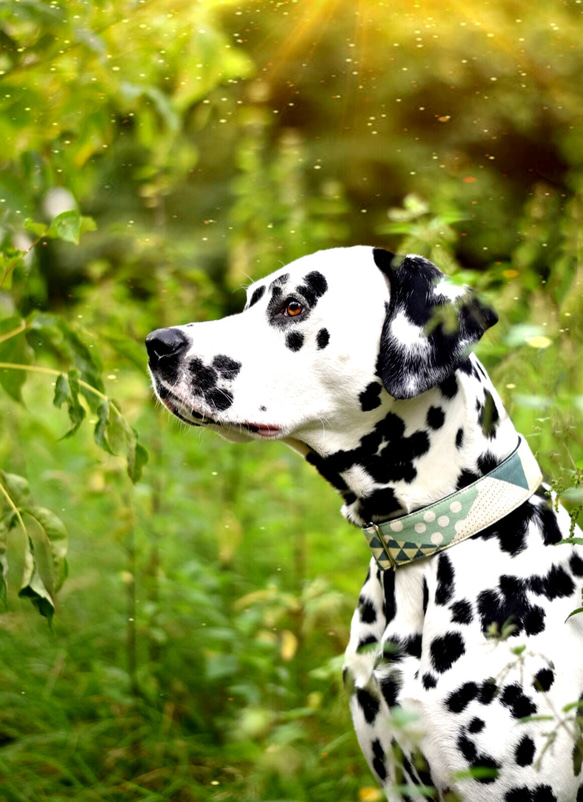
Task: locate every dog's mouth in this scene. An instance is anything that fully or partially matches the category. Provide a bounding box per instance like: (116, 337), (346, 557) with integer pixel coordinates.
(157, 388), (283, 439)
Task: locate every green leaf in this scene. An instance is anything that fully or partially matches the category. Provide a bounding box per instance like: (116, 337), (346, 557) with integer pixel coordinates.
(46, 210), (96, 244)
(126, 428), (149, 484)
(24, 218), (48, 237)
(56, 319), (104, 397)
(0, 471), (33, 509)
(53, 370), (86, 437)
(0, 519), (7, 608)
(0, 316), (29, 402)
(28, 313), (105, 398)
(18, 535), (55, 623)
(559, 487), (583, 504)
(94, 400), (115, 454)
(557, 538), (583, 547)
(91, 399), (148, 481)
(24, 507), (69, 594)
(566, 607), (583, 621)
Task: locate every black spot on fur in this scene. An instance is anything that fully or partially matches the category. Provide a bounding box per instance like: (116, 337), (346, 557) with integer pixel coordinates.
(297, 271), (328, 306)
(371, 739), (387, 781)
(505, 788), (532, 802)
(478, 679), (498, 705)
(478, 499), (539, 557)
(477, 451), (498, 474)
(533, 668), (555, 693)
(457, 733), (500, 783)
(382, 634), (422, 663)
(356, 687), (380, 725)
(500, 683), (537, 719)
(515, 735), (536, 767)
(357, 634), (378, 654)
(505, 788), (557, 802)
(450, 599), (473, 625)
(422, 672), (437, 689)
(435, 554), (455, 606)
(305, 450), (350, 493)
(426, 406), (445, 430)
(359, 596), (377, 624)
(479, 390), (500, 438)
(477, 575), (546, 638)
(457, 732), (477, 762)
(305, 408), (432, 520)
(359, 382), (383, 412)
(212, 355), (241, 380)
(380, 674), (401, 709)
(439, 374), (459, 399)
(359, 486), (402, 523)
(286, 331), (304, 352)
(248, 285), (265, 308)
(430, 631), (465, 673)
(457, 469), (479, 490)
(382, 570), (397, 624)
(206, 387), (234, 412)
(577, 786), (583, 802)
(535, 787), (558, 802)
(468, 717), (485, 734)
(405, 633), (423, 659)
(189, 357), (218, 392)
(455, 428), (464, 449)
(446, 682), (479, 713)
(316, 328), (330, 349)
(529, 564), (575, 600)
(570, 553), (583, 577)
(422, 578), (429, 614)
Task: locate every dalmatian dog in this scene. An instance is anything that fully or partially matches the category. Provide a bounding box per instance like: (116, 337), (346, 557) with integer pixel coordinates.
(146, 246), (583, 802)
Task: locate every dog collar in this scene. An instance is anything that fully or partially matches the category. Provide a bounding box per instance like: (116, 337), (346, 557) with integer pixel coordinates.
(362, 435), (542, 570)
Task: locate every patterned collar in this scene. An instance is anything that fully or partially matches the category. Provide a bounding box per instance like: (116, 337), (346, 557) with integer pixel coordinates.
(362, 435), (542, 570)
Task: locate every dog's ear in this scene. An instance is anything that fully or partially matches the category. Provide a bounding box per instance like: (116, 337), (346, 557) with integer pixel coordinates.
(373, 248), (498, 400)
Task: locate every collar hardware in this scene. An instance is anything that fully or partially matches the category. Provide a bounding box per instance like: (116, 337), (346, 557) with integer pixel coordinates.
(362, 436), (542, 571)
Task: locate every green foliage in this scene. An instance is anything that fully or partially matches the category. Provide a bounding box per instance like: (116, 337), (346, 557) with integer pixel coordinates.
(0, 470), (67, 622)
(0, 0), (582, 799)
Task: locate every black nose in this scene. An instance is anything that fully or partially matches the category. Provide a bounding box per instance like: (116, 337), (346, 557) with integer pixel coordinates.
(145, 327), (189, 369)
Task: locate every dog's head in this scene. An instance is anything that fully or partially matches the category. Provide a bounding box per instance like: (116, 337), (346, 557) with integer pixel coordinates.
(146, 246), (496, 444)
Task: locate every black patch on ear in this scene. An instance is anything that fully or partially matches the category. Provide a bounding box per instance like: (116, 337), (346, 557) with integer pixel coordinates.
(373, 249), (498, 399)
(248, 285), (266, 308)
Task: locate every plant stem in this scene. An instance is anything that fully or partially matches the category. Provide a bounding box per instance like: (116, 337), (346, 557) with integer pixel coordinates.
(0, 362), (124, 420)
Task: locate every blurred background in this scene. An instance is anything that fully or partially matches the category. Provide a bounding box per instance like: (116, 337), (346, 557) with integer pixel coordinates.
(0, 1), (582, 800)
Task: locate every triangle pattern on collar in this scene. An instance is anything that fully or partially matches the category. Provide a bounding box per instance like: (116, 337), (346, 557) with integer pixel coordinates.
(362, 435), (542, 571)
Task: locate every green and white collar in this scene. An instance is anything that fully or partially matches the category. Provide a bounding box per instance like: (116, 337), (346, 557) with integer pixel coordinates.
(362, 435), (542, 571)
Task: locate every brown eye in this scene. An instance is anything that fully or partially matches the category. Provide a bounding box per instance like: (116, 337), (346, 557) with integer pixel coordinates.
(285, 301), (303, 317)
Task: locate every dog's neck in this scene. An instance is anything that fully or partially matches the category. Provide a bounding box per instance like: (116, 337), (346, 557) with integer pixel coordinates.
(286, 356), (518, 527)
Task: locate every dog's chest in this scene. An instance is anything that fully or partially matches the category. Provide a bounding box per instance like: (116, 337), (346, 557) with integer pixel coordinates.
(345, 493), (583, 800)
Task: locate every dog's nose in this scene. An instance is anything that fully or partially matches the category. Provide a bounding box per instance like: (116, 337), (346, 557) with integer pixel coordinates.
(145, 327), (189, 369)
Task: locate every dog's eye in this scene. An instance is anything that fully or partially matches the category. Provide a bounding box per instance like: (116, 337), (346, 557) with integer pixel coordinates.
(285, 301), (304, 317)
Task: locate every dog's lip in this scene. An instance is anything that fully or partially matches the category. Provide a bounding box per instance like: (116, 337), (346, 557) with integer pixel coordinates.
(158, 392), (282, 437)
(243, 423), (282, 438)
